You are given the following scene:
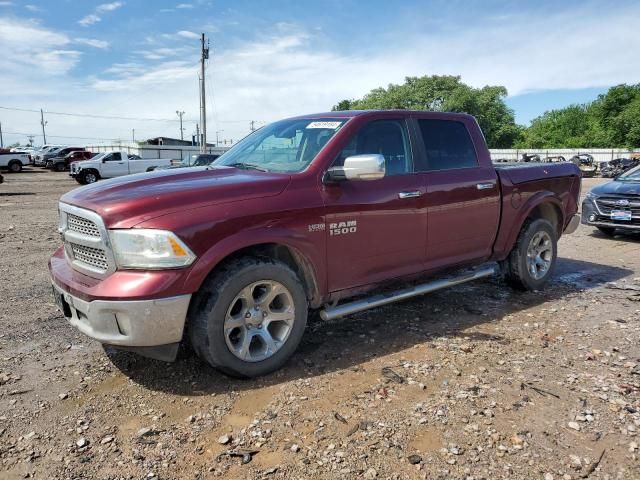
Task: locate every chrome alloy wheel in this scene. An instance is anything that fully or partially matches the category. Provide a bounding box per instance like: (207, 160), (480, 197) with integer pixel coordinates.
(85, 172), (98, 183)
(526, 230), (553, 280)
(223, 280), (295, 362)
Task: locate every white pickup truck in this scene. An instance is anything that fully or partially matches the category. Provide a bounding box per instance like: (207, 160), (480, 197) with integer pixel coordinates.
(70, 151), (173, 184)
(0, 152), (30, 172)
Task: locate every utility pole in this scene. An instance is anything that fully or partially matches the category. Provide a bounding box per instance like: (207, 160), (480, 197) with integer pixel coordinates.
(176, 110), (185, 140)
(195, 123), (200, 146)
(131, 128), (135, 142)
(40, 109), (48, 144)
(216, 130), (223, 146)
(200, 33), (209, 152)
(0, 122), (3, 148)
(250, 120), (255, 132)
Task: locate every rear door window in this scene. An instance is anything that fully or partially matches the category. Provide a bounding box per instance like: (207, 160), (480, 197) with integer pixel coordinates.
(417, 119), (478, 171)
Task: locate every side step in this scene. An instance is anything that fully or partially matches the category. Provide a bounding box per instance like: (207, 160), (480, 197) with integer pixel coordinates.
(319, 265), (498, 321)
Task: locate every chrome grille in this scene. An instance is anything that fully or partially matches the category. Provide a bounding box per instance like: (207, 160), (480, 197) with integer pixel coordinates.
(69, 243), (109, 270)
(67, 214), (100, 237)
(59, 203), (115, 278)
(595, 197), (640, 217)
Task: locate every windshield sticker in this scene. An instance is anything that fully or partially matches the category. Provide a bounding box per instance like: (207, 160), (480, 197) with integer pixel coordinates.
(306, 121), (342, 130)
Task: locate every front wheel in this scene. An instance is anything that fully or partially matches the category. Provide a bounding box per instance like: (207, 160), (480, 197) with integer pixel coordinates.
(188, 257), (308, 378)
(80, 170), (99, 184)
(502, 218), (557, 291)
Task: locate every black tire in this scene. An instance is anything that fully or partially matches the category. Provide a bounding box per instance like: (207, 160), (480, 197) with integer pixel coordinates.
(54, 162), (66, 172)
(502, 218), (557, 291)
(80, 170), (99, 184)
(597, 226), (616, 237)
(8, 160), (22, 173)
(188, 257), (308, 378)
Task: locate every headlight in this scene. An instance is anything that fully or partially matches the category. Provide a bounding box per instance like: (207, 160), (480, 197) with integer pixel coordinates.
(585, 191), (597, 200)
(109, 229), (196, 269)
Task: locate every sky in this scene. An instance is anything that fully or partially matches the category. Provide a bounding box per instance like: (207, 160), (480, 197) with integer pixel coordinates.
(0, 0), (637, 147)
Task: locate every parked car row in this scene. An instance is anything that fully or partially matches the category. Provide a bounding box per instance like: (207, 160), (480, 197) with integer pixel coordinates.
(493, 152), (639, 178)
(599, 157), (640, 178)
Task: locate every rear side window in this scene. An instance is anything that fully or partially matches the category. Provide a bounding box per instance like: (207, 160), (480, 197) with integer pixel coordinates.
(417, 119), (478, 171)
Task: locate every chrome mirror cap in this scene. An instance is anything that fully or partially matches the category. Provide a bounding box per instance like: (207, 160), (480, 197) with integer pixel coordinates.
(343, 154), (385, 181)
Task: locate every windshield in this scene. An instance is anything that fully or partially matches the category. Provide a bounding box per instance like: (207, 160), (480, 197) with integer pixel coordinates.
(213, 118), (348, 172)
(618, 164), (640, 180)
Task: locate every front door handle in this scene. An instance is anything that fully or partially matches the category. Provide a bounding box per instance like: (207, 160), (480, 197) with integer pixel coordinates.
(398, 191), (423, 199)
(476, 182), (495, 190)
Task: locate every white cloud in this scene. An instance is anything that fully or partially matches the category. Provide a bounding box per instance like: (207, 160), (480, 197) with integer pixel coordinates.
(176, 3), (193, 9)
(176, 30), (200, 39)
(96, 2), (124, 13)
(0, 18), (79, 74)
(75, 37), (110, 49)
(0, 2), (13, 6)
(25, 4), (41, 12)
(78, 14), (100, 26)
(78, 2), (123, 26)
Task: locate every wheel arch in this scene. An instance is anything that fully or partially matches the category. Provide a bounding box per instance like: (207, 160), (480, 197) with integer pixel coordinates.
(187, 240), (322, 309)
(496, 193), (565, 260)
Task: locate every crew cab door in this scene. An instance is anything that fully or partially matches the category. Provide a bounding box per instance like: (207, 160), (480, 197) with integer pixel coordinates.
(413, 117), (500, 270)
(322, 118), (427, 292)
(99, 152), (128, 178)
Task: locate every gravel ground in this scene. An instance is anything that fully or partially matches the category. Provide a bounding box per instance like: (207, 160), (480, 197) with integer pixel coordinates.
(1, 170), (640, 480)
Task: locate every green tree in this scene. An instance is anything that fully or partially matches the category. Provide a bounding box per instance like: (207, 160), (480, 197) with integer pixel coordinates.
(517, 83), (640, 149)
(332, 75), (521, 148)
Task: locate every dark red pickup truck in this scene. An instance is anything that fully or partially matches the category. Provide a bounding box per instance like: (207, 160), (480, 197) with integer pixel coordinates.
(50, 111), (581, 377)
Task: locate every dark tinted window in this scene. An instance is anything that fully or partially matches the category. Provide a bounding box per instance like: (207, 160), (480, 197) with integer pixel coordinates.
(105, 152), (122, 161)
(417, 119), (478, 171)
(336, 119), (412, 176)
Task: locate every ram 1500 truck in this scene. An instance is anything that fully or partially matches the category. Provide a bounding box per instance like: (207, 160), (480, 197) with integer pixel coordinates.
(70, 151), (173, 184)
(50, 111), (581, 377)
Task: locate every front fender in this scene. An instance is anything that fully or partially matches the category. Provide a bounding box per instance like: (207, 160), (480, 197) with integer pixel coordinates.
(181, 226), (325, 305)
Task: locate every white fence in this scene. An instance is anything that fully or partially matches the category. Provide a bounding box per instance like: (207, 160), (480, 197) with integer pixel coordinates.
(85, 142), (230, 161)
(489, 148), (640, 163)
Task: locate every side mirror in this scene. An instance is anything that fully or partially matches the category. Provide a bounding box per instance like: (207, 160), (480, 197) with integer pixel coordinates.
(324, 154), (385, 183)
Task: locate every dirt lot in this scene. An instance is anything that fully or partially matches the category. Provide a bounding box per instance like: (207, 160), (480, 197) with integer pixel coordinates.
(1, 170), (639, 480)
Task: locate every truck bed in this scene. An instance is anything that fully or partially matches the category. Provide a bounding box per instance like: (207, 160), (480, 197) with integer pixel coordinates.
(495, 161), (580, 185)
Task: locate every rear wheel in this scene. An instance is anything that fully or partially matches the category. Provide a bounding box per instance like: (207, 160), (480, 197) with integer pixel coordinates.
(502, 218), (557, 291)
(597, 226), (616, 237)
(8, 161), (22, 173)
(188, 257), (308, 378)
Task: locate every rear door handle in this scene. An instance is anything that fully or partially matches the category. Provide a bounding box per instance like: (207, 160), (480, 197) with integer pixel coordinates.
(476, 182), (495, 190)
(398, 191), (423, 199)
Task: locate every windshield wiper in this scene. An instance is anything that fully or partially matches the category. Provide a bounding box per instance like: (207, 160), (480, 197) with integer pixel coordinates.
(227, 162), (268, 172)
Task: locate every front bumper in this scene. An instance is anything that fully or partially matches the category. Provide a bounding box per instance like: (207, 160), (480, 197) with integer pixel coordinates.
(581, 198), (640, 231)
(49, 246), (193, 361)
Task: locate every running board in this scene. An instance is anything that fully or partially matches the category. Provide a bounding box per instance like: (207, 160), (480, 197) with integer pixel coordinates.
(319, 265), (498, 321)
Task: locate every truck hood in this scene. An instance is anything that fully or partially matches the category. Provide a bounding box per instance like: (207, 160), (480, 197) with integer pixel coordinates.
(61, 166), (291, 228)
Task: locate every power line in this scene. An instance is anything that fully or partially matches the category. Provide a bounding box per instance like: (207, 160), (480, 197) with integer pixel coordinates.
(0, 105), (265, 125)
(0, 105), (198, 124)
